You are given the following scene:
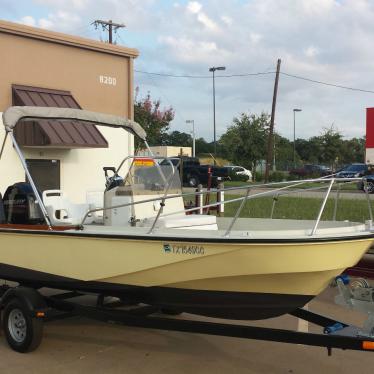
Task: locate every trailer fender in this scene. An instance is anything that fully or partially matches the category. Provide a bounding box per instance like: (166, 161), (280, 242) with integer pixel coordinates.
(0, 287), (47, 317)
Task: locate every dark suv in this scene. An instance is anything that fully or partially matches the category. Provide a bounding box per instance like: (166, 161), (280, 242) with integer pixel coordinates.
(289, 164), (331, 178)
(160, 157), (229, 187)
(336, 163), (369, 178)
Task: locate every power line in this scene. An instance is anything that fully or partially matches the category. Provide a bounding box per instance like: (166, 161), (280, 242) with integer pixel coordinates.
(145, 73), (189, 128)
(280, 71), (374, 94)
(134, 70), (275, 79)
(134, 68), (374, 94)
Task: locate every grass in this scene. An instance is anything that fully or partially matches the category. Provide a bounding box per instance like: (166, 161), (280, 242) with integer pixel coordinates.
(224, 180), (253, 187)
(224, 180), (361, 191)
(211, 194), (374, 223)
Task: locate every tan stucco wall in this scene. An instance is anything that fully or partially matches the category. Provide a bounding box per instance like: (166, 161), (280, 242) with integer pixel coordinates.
(0, 21), (137, 118)
(0, 20), (138, 202)
(0, 116), (130, 203)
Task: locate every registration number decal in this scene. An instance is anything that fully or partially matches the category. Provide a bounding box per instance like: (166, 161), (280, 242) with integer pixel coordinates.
(163, 243), (205, 255)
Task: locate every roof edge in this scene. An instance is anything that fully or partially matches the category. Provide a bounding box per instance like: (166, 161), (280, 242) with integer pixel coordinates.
(0, 19), (139, 58)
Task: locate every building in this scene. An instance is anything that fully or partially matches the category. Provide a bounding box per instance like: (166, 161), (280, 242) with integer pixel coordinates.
(138, 146), (192, 158)
(366, 108), (374, 163)
(0, 20), (138, 202)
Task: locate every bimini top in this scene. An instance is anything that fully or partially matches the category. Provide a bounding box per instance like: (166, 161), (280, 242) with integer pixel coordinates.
(2, 106), (147, 140)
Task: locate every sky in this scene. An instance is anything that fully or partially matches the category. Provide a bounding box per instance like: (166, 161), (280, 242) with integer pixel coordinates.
(1, 0), (374, 142)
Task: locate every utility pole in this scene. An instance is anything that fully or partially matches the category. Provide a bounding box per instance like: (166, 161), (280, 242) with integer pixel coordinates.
(93, 19), (126, 44)
(264, 58), (281, 183)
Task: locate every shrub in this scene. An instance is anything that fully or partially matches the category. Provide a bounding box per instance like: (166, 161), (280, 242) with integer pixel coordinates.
(255, 172), (264, 182)
(269, 171), (287, 182)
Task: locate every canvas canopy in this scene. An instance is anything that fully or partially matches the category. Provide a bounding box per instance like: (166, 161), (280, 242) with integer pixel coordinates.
(2, 106), (147, 140)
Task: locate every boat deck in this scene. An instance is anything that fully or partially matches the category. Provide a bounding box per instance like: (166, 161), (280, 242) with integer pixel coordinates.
(0, 217), (370, 241)
(78, 217), (370, 241)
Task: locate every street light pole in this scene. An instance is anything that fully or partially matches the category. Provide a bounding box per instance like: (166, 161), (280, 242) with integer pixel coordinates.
(186, 120), (195, 157)
(209, 66), (226, 163)
(293, 108), (302, 168)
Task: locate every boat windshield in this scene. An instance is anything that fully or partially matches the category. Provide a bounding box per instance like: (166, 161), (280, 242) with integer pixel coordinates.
(125, 158), (182, 196)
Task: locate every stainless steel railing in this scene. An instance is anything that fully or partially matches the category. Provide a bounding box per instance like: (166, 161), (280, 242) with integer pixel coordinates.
(80, 169), (372, 237)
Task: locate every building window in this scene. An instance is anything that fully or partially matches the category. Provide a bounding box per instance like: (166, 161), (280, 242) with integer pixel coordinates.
(26, 159), (60, 192)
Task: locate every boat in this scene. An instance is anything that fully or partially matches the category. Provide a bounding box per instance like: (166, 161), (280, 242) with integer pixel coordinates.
(0, 106), (373, 321)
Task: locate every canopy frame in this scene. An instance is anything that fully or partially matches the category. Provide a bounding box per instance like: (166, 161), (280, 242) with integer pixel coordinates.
(0, 106), (148, 229)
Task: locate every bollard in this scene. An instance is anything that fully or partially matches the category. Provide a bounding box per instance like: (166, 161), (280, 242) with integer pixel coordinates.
(197, 184), (203, 215)
(217, 181), (224, 216)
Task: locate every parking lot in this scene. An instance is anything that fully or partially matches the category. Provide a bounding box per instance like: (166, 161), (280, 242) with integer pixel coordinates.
(0, 287), (373, 374)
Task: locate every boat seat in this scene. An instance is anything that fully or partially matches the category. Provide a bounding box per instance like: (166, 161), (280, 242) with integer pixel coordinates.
(155, 214), (218, 230)
(86, 190), (104, 223)
(43, 190), (93, 226)
(0, 193), (5, 224)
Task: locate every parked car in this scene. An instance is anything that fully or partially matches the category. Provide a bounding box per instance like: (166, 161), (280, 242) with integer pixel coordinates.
(336, 163), (369, 178)
(160, 157), (229, 187)
(225, 165), (252, 182)
(358, 176), (374, 193)
(355, 165), (374, 193)
(289, 164), (332, 178)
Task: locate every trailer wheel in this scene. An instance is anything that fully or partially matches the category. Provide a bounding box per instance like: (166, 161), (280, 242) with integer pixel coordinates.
(2, 299), (43, 353)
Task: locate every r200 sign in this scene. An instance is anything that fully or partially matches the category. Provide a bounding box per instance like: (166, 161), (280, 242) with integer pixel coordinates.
(99, 75), (117, 86)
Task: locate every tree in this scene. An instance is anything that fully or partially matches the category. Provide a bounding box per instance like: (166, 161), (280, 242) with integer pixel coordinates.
(340, 137), (365, 165)
(318, 125), (343, 168)
(274, 134), (295, 170)
(134, 91), (174, 149)
(166, 131), (192, 147)
(295, 137), (322, 164)
(195, 138), (214, 155)
(220, 112), (269, 176)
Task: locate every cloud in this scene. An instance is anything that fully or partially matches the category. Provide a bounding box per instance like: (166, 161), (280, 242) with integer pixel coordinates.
(186, 1), (202, 14)
(186, 1), (218, 31)
(20, 16), (36, 27)
(304, 46), (319, 58)
(19, 9), (82, 31)
(221, 15), (232, 26)
(10, 0), (374, 140)
(249, 32), (262, 45)
(158, 36), (229, 64)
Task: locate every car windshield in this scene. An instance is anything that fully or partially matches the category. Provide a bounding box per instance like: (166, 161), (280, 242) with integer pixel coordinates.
(344, 164), (366, 172)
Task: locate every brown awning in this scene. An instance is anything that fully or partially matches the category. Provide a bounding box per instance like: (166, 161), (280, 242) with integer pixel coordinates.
(12, 84), (108, 148)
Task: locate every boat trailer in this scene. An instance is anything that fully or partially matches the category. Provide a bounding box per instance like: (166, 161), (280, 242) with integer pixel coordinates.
(0, 275), (374, 354)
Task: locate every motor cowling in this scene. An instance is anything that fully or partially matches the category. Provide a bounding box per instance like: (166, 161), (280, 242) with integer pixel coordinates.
(3, 182), (44, 224)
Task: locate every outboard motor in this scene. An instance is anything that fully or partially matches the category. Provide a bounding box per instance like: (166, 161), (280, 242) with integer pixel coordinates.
(3, 182), (44, 224)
